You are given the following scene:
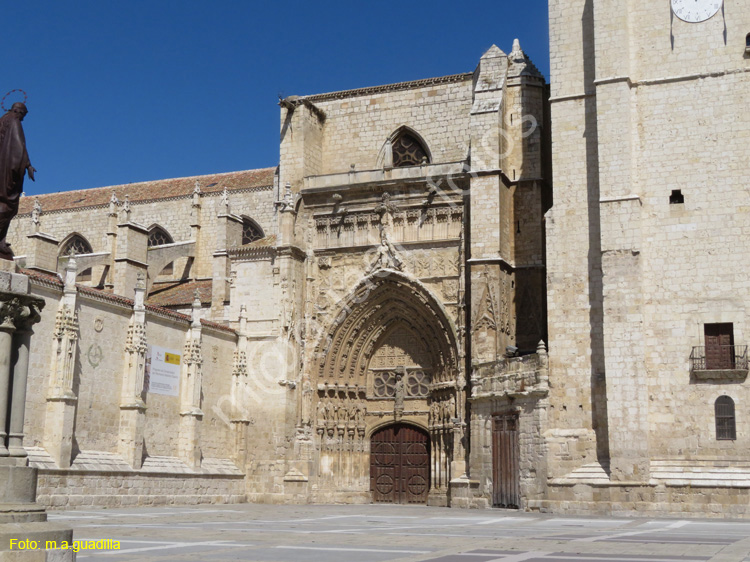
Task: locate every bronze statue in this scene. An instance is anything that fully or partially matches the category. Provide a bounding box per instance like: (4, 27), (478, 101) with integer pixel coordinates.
(0, 102), (35, 261)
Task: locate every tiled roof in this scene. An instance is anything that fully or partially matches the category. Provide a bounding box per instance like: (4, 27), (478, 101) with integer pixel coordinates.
(78, 284), (134, 307)
(144, 304), (191, 324)
(228, 234), (278, 258)
(18, 167), (276, 214)
(20, 268), (63, 288)
(201, 318), (236, 335)
(243, 234), (277, 248)
(21, 268), (233, 332)
(302, 73), (473, 103)
(147, 279), (212, 308)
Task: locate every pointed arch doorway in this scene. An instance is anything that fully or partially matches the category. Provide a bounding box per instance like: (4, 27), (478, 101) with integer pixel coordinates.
(370, 423), (430, 504)
(310, 271), (460, 504)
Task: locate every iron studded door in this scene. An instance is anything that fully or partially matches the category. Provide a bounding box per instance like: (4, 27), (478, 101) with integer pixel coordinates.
(371, 424), (430, 504)
(492, 413), (520, 508)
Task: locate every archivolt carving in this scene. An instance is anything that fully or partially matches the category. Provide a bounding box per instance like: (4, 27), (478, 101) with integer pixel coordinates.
(313, 273), (458, 387)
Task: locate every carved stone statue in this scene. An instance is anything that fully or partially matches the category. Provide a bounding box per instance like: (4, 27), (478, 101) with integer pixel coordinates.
(0, 103), (35, 260)
(366, 236), (404, 274)
(394, 371), (405, 420)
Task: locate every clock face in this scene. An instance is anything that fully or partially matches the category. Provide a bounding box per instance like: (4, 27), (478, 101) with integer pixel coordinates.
(671, 0), (722, 23)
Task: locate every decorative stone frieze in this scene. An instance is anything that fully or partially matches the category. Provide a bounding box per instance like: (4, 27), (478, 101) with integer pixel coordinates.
(471, 341), (549, 399)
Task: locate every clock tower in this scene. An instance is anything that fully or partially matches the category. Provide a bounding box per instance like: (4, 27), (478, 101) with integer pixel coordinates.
(545, 0), (750, 514)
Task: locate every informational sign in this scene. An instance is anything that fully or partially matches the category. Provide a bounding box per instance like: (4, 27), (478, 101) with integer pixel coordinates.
(145, 345), (181, 397)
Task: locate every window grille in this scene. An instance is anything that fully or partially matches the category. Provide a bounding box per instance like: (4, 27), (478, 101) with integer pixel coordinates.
(61, 235), (92, 256)
(715, 396), (736, 440)
(392, 132), (429, 167)
(242, 218), (264, 245)
(371, 370), (431, 398)
(148, 226), (173, 247)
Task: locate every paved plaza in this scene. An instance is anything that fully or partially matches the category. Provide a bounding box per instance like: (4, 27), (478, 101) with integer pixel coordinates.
(42, 504), (750, 562)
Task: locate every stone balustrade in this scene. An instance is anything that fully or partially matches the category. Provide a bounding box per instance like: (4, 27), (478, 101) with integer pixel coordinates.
(471, 341), (549, 399)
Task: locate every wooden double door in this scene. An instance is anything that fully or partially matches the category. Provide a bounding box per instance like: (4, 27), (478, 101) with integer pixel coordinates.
(370, 424), (430, 504)
(492, 412), (520, 508)
(705, 323), (735, 370)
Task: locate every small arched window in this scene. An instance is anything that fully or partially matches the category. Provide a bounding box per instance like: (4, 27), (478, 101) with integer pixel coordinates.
(60, 234), (92, 257)
(148, 226), (173, 247)
(715, 396), (736, 440)
(242, 217), (264, 245)
(392, 130), (429, 167)
(60, 234), (93, 281)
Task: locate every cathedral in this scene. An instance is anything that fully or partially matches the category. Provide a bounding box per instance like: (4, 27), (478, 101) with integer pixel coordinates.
(2, 0), (749, 517)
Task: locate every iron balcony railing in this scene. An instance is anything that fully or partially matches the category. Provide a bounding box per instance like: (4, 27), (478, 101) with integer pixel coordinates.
(690, 345), (748, 372)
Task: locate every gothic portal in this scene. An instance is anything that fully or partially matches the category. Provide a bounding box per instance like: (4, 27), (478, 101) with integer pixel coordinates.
(308, 272), (461, 505)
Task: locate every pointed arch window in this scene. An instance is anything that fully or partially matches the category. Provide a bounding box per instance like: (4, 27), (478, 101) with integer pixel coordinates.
(60, 234), (93, 281)
(392, 130), (429, 168)
(60, 234), (92, 257)
(715, 396), (736, 440)
(242, 217), (265, 245)
(148, 225), (174, 276)
(147, 226), (173, 247)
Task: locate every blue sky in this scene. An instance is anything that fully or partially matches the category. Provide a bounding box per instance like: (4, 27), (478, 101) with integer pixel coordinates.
(11, 1), (549, 195)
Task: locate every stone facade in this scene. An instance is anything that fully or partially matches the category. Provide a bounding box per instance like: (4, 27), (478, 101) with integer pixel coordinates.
(4, 41), (550, 510)
(544, 0), (750, 516)
(2, 8), (746, 517)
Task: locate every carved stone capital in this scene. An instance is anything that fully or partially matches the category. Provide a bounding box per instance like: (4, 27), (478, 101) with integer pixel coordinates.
(0, 294), (45, 331)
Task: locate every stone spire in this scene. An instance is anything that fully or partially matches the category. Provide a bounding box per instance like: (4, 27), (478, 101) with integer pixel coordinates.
(507, 38), (544, 79)
(474, 44), (508, 93)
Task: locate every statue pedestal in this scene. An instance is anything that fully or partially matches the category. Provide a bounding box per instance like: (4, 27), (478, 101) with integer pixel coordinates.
(0, 260), (16, 275)
(0, 272), (75, 560)
(0, 462), (74, 559)
(0, 459), (45, 524)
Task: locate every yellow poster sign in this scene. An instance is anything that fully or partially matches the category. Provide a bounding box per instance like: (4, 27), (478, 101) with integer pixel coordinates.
(164, 352), (181, 366)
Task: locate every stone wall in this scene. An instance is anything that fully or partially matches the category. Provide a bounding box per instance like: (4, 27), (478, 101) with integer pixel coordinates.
(546, 0), (750, 515)
(20, 269), (247, 507)
(37, 471), (245, 509)
(306, 78), (473, 177)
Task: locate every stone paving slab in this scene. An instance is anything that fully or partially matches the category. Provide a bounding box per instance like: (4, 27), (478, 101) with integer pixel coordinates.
(36, 504), (750, 561)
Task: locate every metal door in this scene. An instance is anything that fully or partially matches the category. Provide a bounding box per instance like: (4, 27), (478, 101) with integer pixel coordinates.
(370, 424), (430, 504)
(492, 413), (520, 508)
